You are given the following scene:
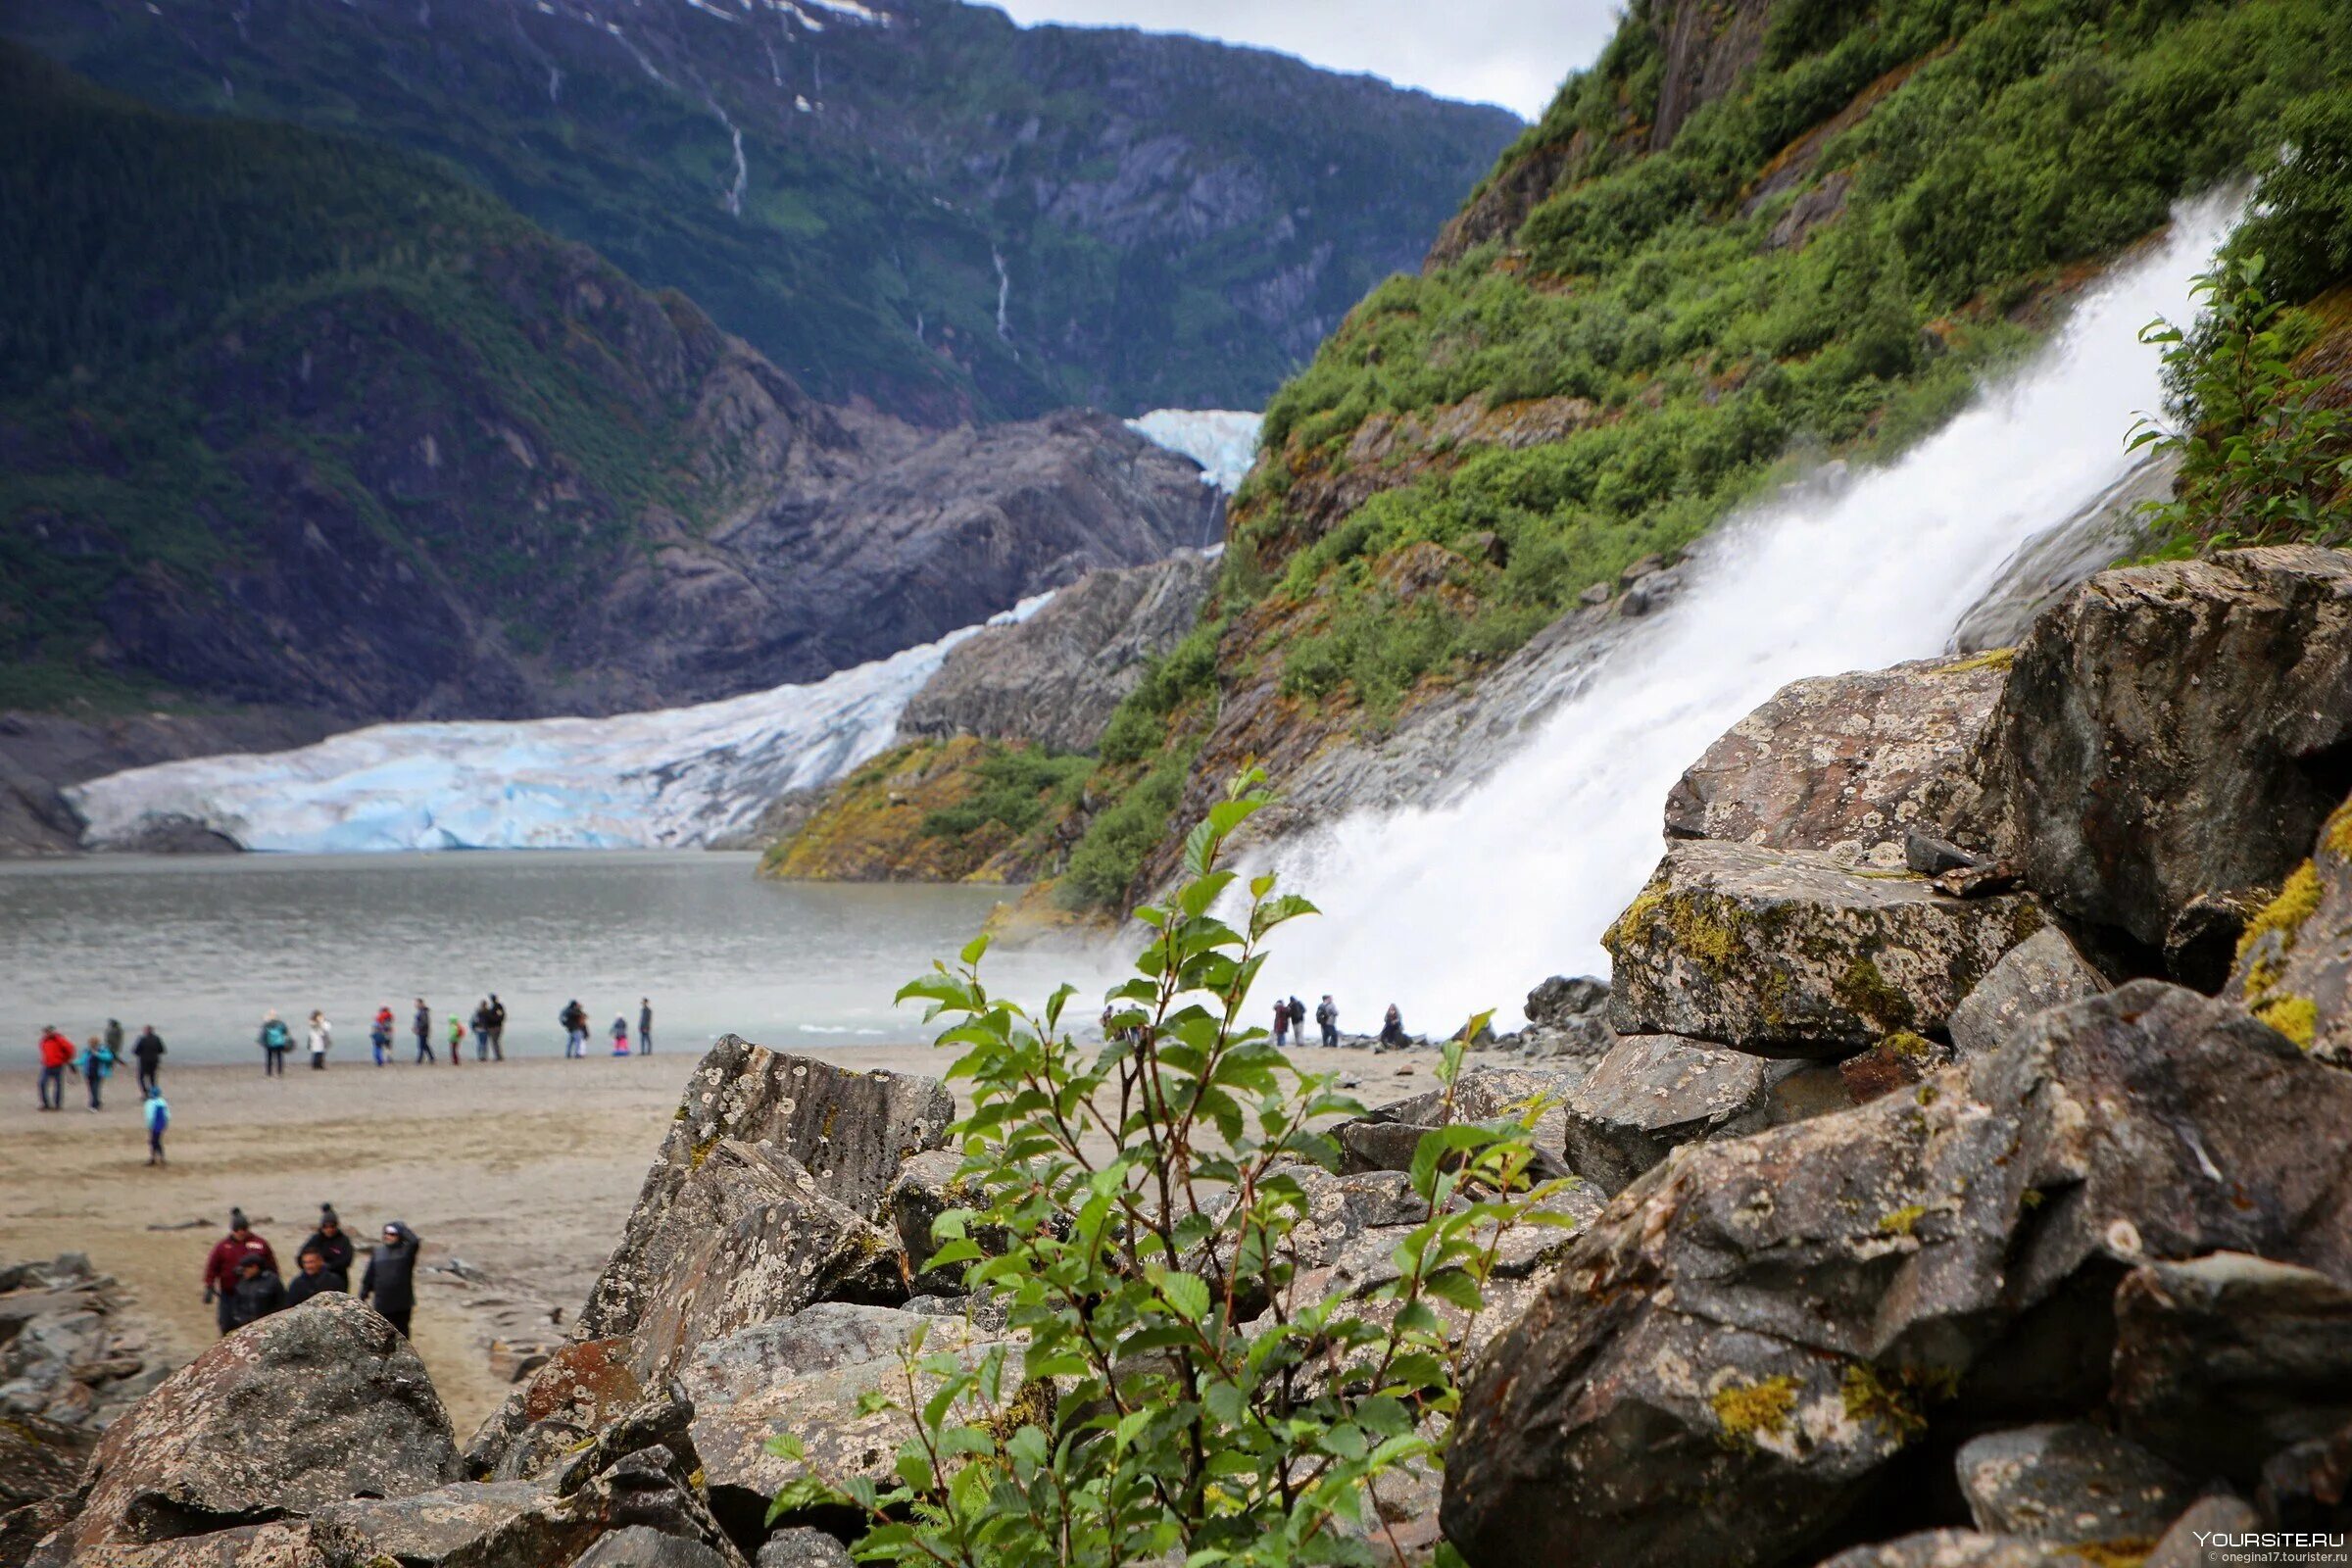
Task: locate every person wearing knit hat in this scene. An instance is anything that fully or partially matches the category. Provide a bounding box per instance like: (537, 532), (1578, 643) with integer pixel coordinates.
(299, 1203), (356, 1278)
(201, 1209), (278, 1336)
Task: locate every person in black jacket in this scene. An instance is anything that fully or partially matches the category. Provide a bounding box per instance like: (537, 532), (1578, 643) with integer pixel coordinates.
(299, 1203), (356, 1278)
(131, 1025), (166, 1095)
(361, 1220), (420, 1338)
(225, 1254), (286, 1330)
(284, 1246), (347, 1307)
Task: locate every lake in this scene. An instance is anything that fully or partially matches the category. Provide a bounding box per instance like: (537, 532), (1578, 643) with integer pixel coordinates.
(0, 852), (1111, 1066)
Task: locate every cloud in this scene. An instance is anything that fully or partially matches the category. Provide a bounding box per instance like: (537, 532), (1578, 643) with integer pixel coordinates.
(986, 0), (1623, 122)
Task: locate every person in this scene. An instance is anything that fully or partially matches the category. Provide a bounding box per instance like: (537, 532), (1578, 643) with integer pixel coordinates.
(1316, 995), (1340, 1049)
(1378, 1004), (1407, 1053)
(81, 1033), (114, 1110)
(446, 1013), (465, 1066)
(104, 1018), (124, 1072)
(300, 1203), (357, 1278)
(1287, 996), (1307, 1045)
(132, 1024), (166, 1095)
(1271, 1000), (1290, 1049)
(37, 1025), (74, 1111)
(471, 1000), (493, 1062)
(361, 1221), (419, 1338)
(284, 1246), (347, 1307)
(258, 1010), (292, 1077)
(370, 1006), (394, 1067)
(202, 1210), (278, 1336)
(561, 1000), (588, 1058)
(225, 1252), (286, 1330)
(638, 997), (653, 1055)
(611, 1015), (630, 1057)
(413, 1000), (434, 1064)
(486, 994), (507, 1060)
(308, 1010), (332, 1071)
(143, 1086), (170, 1165)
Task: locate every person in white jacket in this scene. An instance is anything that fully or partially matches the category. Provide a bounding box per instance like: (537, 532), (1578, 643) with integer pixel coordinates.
(307, 1011), (332, 1071)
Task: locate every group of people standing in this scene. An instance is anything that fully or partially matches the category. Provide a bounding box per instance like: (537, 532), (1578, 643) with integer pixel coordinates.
(35, 1020), (173, 1161)
(1265, 996), (1411, 1051)
(200, 1204), (421, 1338)
(561, 997), (654, 1059)
(368, 996), (511, 1066)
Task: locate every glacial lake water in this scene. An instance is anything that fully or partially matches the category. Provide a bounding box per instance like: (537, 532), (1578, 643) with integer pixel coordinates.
(0, 851), (1110, 1066)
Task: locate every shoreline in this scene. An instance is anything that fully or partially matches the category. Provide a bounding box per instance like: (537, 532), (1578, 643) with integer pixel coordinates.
(0, 1041), (1442, 1438)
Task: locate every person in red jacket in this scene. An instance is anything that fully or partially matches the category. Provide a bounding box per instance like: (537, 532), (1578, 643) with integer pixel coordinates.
(36, 1026), (75, 1112)
(201, 1209), (277, 1336)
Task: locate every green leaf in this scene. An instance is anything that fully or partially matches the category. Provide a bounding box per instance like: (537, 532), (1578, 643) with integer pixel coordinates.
(1158, 1271), (1213, 1322)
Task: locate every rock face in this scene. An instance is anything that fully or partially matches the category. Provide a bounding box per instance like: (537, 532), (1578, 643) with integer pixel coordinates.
(463, 1338), (644, 1482)
(1443, 981), (2352, 1568)
(2226, 794), (2352, 1063)
(0, 1254), (160, 1454)
(1953, 1423), (2194, 1548)
(1604, 841), (2047, 1054)
(1560, 1034), (1795, 1194)
(901, 551), (1219, 753)
(1978, 547), (2352, 952)
(2112, 1252), (2352, 1484)
(62, 1294), (460, 1552)
(1945, 928), (2108, 1058)
(576, 1038), (952, 1345)
(1663, 656), (2009, 868)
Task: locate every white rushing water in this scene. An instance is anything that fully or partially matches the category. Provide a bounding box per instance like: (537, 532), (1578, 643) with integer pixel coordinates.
(1128, 409), (1262, 493)
(70, 598), (1051, 854)
(1254, 196), (2238, 1034)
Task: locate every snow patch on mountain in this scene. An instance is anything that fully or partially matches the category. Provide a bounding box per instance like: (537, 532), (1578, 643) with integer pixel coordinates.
(69, 597), (1052, 855)
(1127, 409), (1261, 493)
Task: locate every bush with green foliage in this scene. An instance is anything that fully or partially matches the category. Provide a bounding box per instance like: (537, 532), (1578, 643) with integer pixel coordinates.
(918, 747), (1094, 843)
(768, 775), (1565, 1567)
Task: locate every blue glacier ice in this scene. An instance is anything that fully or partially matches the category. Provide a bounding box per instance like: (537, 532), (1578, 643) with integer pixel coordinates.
(1127, 409), (1261, 493)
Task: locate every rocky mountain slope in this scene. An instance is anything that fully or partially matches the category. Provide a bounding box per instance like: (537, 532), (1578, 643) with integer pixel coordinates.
(4, 0), (1519, 424)
(1050, 0), (2352, 914)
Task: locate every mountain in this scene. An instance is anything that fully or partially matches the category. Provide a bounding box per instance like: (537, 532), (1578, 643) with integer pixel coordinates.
(2, 0), (1521, 424)
(1015, 0), (2352, 911)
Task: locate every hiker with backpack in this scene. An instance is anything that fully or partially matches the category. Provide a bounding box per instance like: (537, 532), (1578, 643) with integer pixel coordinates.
(412, 1000), (433, 1064)
(258, 1010), (293, 1077)
(560, 1000), (589, 1058)
(446, 1013), (465, 1065)
(81, 1033), (116, 1109)
(143, 1085), (170, 1166)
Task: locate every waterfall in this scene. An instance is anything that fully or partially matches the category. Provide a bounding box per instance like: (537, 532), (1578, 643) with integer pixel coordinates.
(1252, 195), (2238, 1034)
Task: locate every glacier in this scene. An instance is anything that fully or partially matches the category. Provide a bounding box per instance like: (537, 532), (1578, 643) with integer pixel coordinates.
(69, 598), (1051, 855)
(67, 410), (1253, 855)
(1127, 409), (1261, 493)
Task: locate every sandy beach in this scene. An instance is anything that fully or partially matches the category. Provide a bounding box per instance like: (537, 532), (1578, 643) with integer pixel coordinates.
(0, 1038), (1441, 1440)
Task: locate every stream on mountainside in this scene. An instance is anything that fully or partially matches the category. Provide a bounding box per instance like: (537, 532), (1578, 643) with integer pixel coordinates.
(1251, 194), (2242, 1034)
(0, 852), (1102, 1066)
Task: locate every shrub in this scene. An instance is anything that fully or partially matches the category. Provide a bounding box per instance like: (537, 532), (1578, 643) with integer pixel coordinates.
(768, 775), (1566, 1568)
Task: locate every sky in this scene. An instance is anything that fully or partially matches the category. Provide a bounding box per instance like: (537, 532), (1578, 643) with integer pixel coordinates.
(988, 0), (1624, 122)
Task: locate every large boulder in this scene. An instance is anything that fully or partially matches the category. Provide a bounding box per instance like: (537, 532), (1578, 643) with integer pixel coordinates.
(899, 550), (1218, 753)
(61, 1294), (460, 1552)
(2225, 793), (2352, 1064)
(577, 1038), (952, 1344)
(1560, 1035), (1839, 1194)
(1333, 1065), (1585, 1177)
(1945, 928), (2107, 1058)
(1978, 546), (2352, 953)
(1664, 656), (2008, 868)
(1604, 841), (2048, 1054)
(1442, 982), (2352, 1568)
(1517, 976), (1615, 1058)
(2112, 1252), (2352, 1485)
(618, 1140), (903, 1383)
(465, 1337), (644, 1481)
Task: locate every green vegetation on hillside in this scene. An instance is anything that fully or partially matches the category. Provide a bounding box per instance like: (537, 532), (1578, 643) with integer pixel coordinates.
(1056, 0), (2352, 911)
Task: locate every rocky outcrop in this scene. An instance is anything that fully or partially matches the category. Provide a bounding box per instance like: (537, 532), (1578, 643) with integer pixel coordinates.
(1945, 928), (2107, 1058)
(1948, 457), (2175, 654)
(52, 1294), (461, 1554)
(1662, 656), (2009, 868)
(902, 551), (1219, 753)
(575, 1038), (952, 1346)
(1512, 975), (1615, 1058)
(1443, 981), (2352, 1568)
(463, 1337), (645, 1483)
(1604, 840), (2048, 1054)
(1978, 547), (2352, 954)
(1560, 1035), (1844, 1195)
(0, 1253), (160, 1445)
(2226, 793), (2352, 1062)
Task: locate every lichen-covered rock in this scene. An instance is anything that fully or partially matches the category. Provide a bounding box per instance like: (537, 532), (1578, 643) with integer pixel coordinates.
(2144, 1496), (2263, 1568)
(575, 1526), (740, 1568)
(1604, 840), (2048, 1054)
(58, 1295), (459, 1552)
(308, 1481), (549, 1567)
(1979, 546), (2352, 954)
(466, 1337), (644, 1481)
(1953, 1423), (2194, 1548)
(1517, 975), (1615, 1058)
(1442, 982), (2352, 1568)
(756, 1526), (856, 1568)
(1837, 1031), (1954, 1103)
(1333, 1065), (1584, 1176)
(620, 1140), (904, 1382)
(1663, 656), (2008, 869)
(1560, 1034), (1794, 1194)
(2112, 1252), (2352, 1484)
(884, 1151), (992, 1296)
(1811, 1531), (2069, 1568)
(0, 1413), (93, 1512)
(31, 1520), (325, 1567)
(1945, 927), (2107, 1058)
(578, 1038), (951, 1344)
(2225, 794), (2352, 1064)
